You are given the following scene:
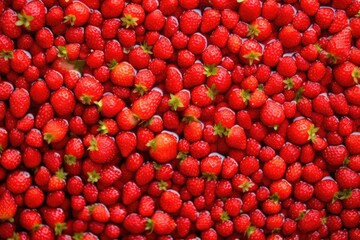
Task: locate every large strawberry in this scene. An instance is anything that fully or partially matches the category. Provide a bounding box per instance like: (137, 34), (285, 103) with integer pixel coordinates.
(131, 89), (162, 120)
(287, 118), (318, 145)
(147, 132), (178, 163)
(88, 134), (117, 163)
(146, 211), (176, 235)
(16, 0), (46, 31)
(325, 28), (352, 64)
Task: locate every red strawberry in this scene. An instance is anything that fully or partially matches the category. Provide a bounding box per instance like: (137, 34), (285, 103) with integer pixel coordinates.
(64, 1), (90, 27)
(16, 1), (46, 31)
(0, 188), (17, 221)
(287, 118), (318, 145)
(297, 209), (322, 233)
(147, 132), (178, 163)
(42, 118), (68, 144)
(238, 0), (261, 23)
(260, 100), (285, 129)
(131, 89), (162, 120)
(9, 88), (30, 119)
(88, 134), (117, 163)
(146, 211), (176, 235)
(325, 28), (352, 64)
(111, 61), (135, 87)
(225, 125), (247, 150)
(333, 61), (359, 87)
(74, 76), (104, 105)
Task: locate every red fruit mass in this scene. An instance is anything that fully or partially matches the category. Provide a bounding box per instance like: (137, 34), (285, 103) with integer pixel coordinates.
(0, 1), (358, 239)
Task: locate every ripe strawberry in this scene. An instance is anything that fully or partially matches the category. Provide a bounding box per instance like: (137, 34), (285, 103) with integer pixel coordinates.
(325, 28), (352, 64)
(64, 1), (90, 27)
(16, 1), (46, 31)
(263, 156), (286, 180)
(110, 61), (135, 87)
(160, 190), (182, 213)
(121, 4), (145, 28)
(335, 167), (360, 189)
(287, 118), (318, 145)
(200, 9), (221, 33)
(88, 134), (117, 163)
(238, 0), (261, 23)
(1, 9), (22, 39)
(0, 188), (17, 221)
(147, 132), (177, 163)
(147, 211), (176, 235)
(74, 76), (104, 105)
(260, 100), (285, 129)
(50, 87), (76, 116)
(322, 145), (348, 166)
(131, 89), (162, 120)
(314, 178), (339, 202)
(333, 61), (359, 87)
(101, 0), (125, 19)
(240, 39), (262, 66)
(42, 118), (68, 144)
(31, 225), (54, 240)
(297, 209), (322, 233)
(225, 125), (247, 150)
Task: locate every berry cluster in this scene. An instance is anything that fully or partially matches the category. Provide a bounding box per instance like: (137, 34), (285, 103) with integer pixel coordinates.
(0, 0), (359, 239)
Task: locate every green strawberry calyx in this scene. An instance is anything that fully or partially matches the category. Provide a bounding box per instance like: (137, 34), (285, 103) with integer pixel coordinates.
(145, 218), (154, 233)
(80, 94), (94, 105)
(168, 94), (184, 111)
(207, 84), (219, 101)
(97, 121), (108, 134)
(133, 84), (148, 96)
(55, 168), (68, 181)
(220, 212), (230, 222)
(203, 64), (218, 77)
(245, 225), (256, 238)
(88, 137), (99, 151)
(15, 12), (34, 30)
(242, 51), (262, 66)
(64, 154), (76, 165)
(158, 180), (168, 191)
(0, 50), (13, 60)
(247, 24), (260, 38)
(43, 133), (55, 144)
(307, 124), (319, 143)
(121, 14), (139, 28)
(140, 42), (153, 54)
(73, 232), (84, 240)
(238, 180), (252, 192)
(213, 122), (230, 138)
(177, 151), (188, 161)
(351, 67), (359, 84)
(87, 170), (100, 183)
(63, 14), (76, 26)
(146, 139), (156, 149)
(55, 222), (67, 236)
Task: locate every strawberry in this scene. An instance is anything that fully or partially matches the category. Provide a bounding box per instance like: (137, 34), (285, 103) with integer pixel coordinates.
(74, 76), (104, 105)
(200, 9), (221, 33)
(121, 4), (145, 28)
(0, 187), (17, 221)
(147, 211), (176, 235)
(335, 167), (360, 189)
(31, 225), (54, 240)
(147, 132), (178, 163)
(260, 100), (285, 129)
(240, 39), (262, 66)
(225, 125), (247, 150)
(314, 178), (339, 202)
(64, 1), (90, 27)
(325, 28), (352, 64)
(297, 209), (322, 233)
(238, 0), (261, 23)
(16, 0), (46, 31)
(50, 87), (76, 117)
(101, 0), (125, 19)
(110, 61), (136, 88)
(42, 118), (68, 144)
(287, 118), (318, 145)
(88, 134), (117, 163)
(322, 145), (348, 166)
(160, 190), (182, 213)
(333, 61), (359, 87)
(168, 90), (190, 111)
(131, 89), (162, 120)
(263, 156), (286, 180)
(1, 9), (23, 39)
(9, 88), (30, 119)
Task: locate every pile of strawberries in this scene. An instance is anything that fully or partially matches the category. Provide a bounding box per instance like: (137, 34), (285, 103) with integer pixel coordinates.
(0, 0), (359, 239)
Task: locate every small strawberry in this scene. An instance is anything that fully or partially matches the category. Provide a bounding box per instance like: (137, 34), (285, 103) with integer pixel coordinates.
(121, 4), (145, 28)
(314, 178), (339, 202)
(240, 39), (262, 66)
